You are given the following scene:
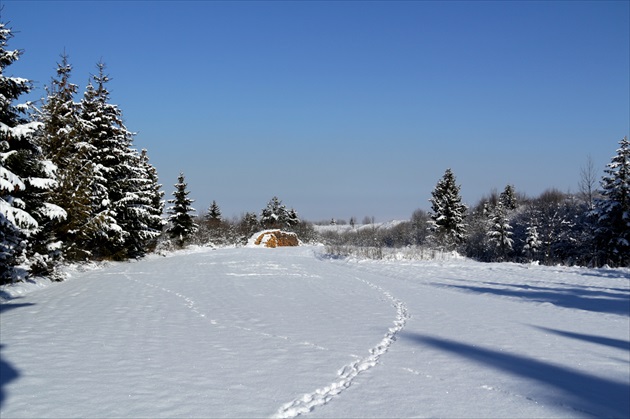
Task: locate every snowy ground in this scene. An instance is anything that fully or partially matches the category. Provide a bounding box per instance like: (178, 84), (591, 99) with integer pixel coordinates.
(1, 246), (628, 418)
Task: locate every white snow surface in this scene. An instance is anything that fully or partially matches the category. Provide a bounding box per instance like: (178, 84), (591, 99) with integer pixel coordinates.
(1, 246), (628, 418)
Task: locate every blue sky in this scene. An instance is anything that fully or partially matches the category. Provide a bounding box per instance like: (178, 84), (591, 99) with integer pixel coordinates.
(4, 1), (629, 222)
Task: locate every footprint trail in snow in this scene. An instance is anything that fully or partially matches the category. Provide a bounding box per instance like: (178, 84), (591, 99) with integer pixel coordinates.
(272, 276), (410, 418)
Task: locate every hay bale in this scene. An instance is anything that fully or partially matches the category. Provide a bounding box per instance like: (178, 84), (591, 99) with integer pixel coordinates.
(253, 230), (299, 248)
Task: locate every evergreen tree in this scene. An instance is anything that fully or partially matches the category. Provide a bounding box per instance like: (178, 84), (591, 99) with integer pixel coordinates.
(78, 67), (125, 258)
(486, 202), (513, 261)
(205, 200), (222, 227)
(165, 172), (197, 247)
(119, 149), (164, 257)
(0, 22), (65, 282)
(137, 149), (165, 250)
(38, 53), (92, 260)
(523, 224), (540, 262)
(0, 22), (37, 281)
(499, 184), (517, 210)
(5, 130), (66, 277)
(259, 198), (299, 230)
(261, 196), (288, 229)
(80, 62), (162, 259)
(286, 208), (300, 228)
(593, 136), (630, 266)
(428, 168), (467, 250)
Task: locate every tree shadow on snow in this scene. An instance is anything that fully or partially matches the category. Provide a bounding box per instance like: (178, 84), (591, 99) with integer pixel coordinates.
(0, 291), (35, 313)
(439, 283), (630, 316)
(0, 300), (31, 409)
(532, 326), (630, 352)
(0, 301), (35, 314)
(0, 344), (19, 409)
(404, 333), (630, 418)
(579, 268), (630, 281)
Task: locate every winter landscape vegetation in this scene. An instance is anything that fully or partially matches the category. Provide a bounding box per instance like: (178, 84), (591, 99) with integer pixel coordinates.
(1, 2), (629, 418)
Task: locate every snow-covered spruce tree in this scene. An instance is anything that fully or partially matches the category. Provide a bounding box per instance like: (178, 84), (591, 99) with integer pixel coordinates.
(4, 125), (67, 277)
(486, 202), (513, 261)
(119, 149), (165, 257)
(38, 53), (93, 260)
(137, 149), (165, 251)
(79, 62), (163, 259)
(259, 196), (302, 231)
(0, 22), (66, 282)
(165, 173), (197, 248)
(593, 136), (630, 267)
(0, 22), (38, 282)
(428, 168), (467, 250)
(205, 200), (222, 227)
(523, 224), (540, 262)
(499, 184), (517, 210)
(198, 199), (230, 246)
(260, 196), (288, 229)
(286, 208), (300, 228)
(77, 67), (125, 259)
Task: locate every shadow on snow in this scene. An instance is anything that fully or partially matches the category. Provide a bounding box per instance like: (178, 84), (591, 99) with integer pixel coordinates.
(0, 301), (32, 409)
(0, 345), (19, 409)
(0, 301), (35, 314)
(532, 326), (630, 352)
(437, 282), (630, 316)
(404, 332), (629, 418)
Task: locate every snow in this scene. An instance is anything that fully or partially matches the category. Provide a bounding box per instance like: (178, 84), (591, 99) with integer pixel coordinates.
(0, 165), (25, 192)
(38, 202), (67, 221)
(313, 220), (406, 234)
(26, 177), (57, 189)
(1, 246), (628, 418)
(0, 121), (42, 137)
(0, 199), (38, 229)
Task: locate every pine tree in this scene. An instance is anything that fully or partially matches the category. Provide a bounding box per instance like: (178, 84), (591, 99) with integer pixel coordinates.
(593, 136), (630, 267)
(261, 196), (288, 229)
(428, 168), (467, 250)
(0, 23), (37, 281)
(486, 202), (513, 261)
(499, 184), (517, 210)
(119, 149), (164, 257)
(286, 208), (300, 228)
(38, 53), (92, 260)
(78, 68), (126, 259)
(0, 22), (65, 282)
(80, 62), (162, 259)
(136, 149), (165, 251)
(523, 224), (540, 262)
(205, 200), (222, 227)
(165, 173), (197, 247)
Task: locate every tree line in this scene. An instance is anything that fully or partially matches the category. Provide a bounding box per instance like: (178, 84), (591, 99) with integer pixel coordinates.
(161, 177), (316, 250)
(323, 139), (629, 268)
(168, 134), (629, 270)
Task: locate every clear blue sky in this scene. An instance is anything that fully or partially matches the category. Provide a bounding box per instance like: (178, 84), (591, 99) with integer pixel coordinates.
(4, 0), (629, 222)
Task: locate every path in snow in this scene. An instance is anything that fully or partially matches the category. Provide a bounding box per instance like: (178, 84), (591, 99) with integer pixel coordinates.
(1, 246), (629, 418)
(272, 275), (409, 418)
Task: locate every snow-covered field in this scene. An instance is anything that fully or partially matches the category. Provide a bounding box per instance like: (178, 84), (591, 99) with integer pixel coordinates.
(1, 246), (628, 418)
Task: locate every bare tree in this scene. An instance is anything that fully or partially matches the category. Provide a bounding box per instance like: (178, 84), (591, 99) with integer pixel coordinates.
(578, 155), (598, 210)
